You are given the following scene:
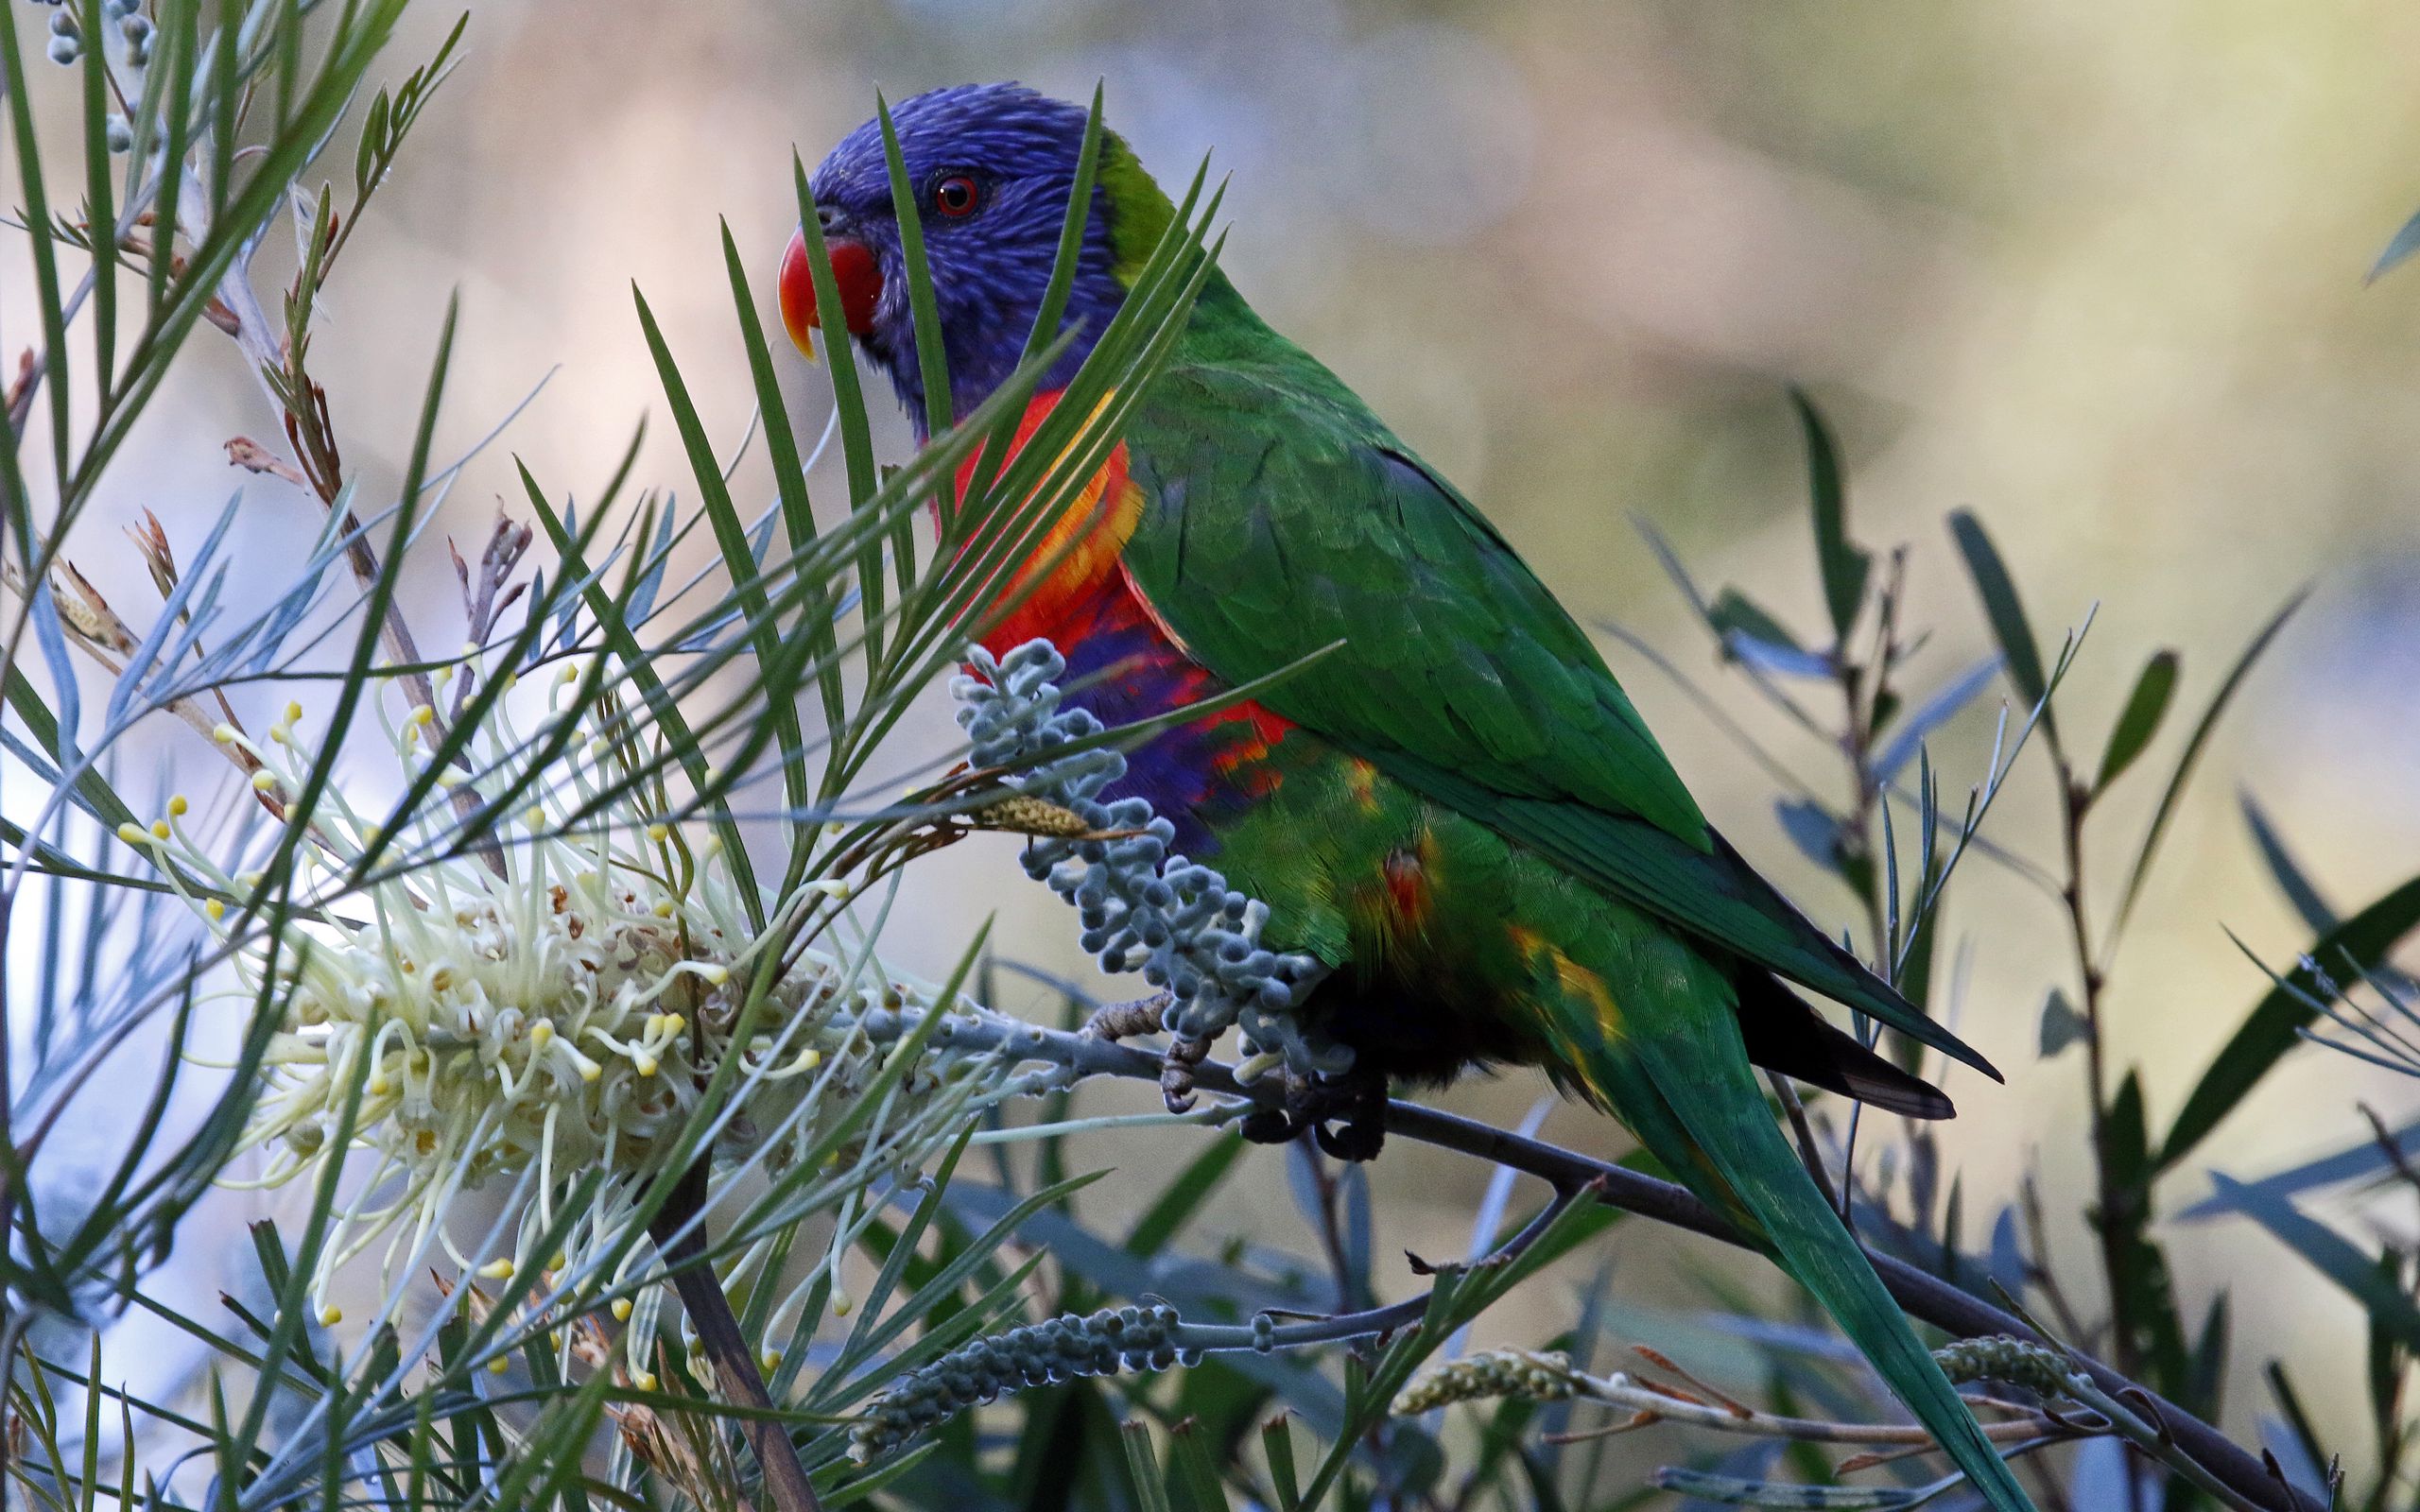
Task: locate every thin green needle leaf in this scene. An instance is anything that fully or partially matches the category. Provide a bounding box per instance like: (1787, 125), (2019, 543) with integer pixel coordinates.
(1261, 1418), (1303, 1512)
(1024, 83), (1104, 370)
(820, 1441), (941, 1507)
(79, 0), (116, 402)
(875, 92), (948, 583)
(1124, 1422), (1177, 1512)
(1125, 1133), (1246, 1256)
(208, 0), (239, 212)
(0, 0), (76, 480)
(236, 296), (454, 939)
(517, 462), (769, 932)
(148, 0), (198, 323)
(631, 283), (812, 847)
(720, 218), (843, 737)
(951, 85), (1107, 545)
(792, 152), (887, 668)
(876, 91), (953, 452)
(73, 0), (409, 547)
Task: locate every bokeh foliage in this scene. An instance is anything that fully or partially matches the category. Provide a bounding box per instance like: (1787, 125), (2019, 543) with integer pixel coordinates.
(0, 5), (2414, 1512)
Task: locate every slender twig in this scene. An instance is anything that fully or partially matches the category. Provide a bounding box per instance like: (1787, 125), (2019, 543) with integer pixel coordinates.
(1538, 1361), (2049, 1451)
(649, 1159), (823, 1512)
(863, 1011), (2322, 1512)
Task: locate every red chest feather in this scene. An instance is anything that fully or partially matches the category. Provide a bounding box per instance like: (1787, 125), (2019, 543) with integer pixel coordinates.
(943, 390), (1295, 839)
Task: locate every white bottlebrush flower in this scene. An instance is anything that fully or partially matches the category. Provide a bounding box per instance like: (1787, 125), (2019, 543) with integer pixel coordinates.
(114, 658), (1031, 1326)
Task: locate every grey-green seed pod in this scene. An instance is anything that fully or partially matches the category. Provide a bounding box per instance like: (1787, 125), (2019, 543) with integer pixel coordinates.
(46, 33), (77, 64)
(952, 639), (1349, 1089)
(104, 113), (130, 153)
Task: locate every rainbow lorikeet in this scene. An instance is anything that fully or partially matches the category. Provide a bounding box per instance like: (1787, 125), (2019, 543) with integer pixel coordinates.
(781, 84), (2031, 1507)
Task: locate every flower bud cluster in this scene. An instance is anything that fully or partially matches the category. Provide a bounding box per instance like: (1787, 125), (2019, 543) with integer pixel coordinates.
(953, 640), (1351, 1080)
(1392, 1349), (1580, 1414)
(32, 0), (147, 67)
(850, 1302), (1198, 1462)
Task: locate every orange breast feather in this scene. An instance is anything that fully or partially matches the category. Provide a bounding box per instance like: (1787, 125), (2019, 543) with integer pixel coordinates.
(950, 391), (1145, 654)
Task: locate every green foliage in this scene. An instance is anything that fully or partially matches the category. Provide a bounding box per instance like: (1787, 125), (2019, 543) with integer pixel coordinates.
(0, 9), (2402, 1512)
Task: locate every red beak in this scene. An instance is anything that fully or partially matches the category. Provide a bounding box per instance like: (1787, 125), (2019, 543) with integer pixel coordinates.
(779, 229), (882, 354)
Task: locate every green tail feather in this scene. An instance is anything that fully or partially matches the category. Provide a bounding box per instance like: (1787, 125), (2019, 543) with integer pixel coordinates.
(1613, 1011), (2036, 1512)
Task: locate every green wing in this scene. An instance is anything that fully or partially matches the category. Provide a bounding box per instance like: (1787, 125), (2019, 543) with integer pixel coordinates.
(1120, 307), (1997, 1079)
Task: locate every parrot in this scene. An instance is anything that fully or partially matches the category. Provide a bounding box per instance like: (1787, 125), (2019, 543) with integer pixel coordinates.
(779, 83), (2032, 1508)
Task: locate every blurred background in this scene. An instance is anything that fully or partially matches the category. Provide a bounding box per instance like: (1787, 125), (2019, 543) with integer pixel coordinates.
(21, 0), (2420, 1482)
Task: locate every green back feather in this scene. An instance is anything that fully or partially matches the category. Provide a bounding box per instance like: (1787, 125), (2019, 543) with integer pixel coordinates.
(1115, 281), (1996, 1078)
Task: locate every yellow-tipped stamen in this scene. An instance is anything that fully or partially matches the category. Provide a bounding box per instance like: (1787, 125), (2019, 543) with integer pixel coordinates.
(99, 651), (1028, 1353)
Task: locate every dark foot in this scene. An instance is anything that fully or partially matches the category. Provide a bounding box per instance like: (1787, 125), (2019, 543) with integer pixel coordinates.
(1079, 995), (1210, 1116)
(1314, 1068), (1388, 1162)
(1238, 1063), (1389, 1161)
(1158, 1034), (1211, 1114)
(1080, 993), (1171, 1043)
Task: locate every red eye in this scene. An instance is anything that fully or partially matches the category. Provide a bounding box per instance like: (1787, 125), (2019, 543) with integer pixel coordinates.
(931, 174), (981, 218)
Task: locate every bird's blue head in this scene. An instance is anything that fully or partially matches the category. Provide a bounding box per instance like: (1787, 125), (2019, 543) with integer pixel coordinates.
(782, 83), (1167, 437)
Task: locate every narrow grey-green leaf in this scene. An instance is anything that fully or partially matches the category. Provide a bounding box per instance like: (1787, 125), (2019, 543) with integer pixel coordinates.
(2093, 648), (2178, 794)
(1946, 508), (2054, 741)
(2180, 1115), (2420, 1219)
(2207, 1176), (2420, 1350)
(2111, 590), (2305, 944)
(2158, 869), (2420, 1173)
(2371, 204), (2420, 284)
(2037, 988), (2085, 1057)
(2239, 790), (2338, 937)
(1790, 387), (1870, 644)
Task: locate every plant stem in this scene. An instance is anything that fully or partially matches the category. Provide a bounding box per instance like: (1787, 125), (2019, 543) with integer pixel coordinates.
(650, 1157), (823, 1512)
(2059, 769), (2137, 1392)
(873, 1008), (2324, 1512)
